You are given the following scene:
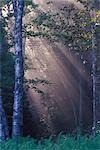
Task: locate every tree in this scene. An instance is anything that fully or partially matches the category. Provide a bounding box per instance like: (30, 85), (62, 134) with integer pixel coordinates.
(12, 0), (24, 138)
(0, 6), (9, 141)
(91, 0), (100, 135)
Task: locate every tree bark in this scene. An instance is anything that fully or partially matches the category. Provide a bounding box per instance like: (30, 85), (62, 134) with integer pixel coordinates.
(79, 73), (83, 132)
(94, 0), (100, 134)
(91, 0), (100, 135)
(95, 24), (100, 134)
(0, 7), (9, 141)
(12, 0), (24, 138)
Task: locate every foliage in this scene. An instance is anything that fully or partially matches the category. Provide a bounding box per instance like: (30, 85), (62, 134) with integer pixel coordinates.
(25, 78), (51, 95)
(96, 10), (100, 23)
(25, 0), (38, 8)
(24, 0), (38, 15)
(25, 3), (92, 53)
(0, 135), (100, 150)
(0, 0), (11, 7)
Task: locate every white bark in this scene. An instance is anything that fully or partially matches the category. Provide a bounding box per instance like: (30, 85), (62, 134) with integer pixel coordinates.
(12, 0), (24, 138)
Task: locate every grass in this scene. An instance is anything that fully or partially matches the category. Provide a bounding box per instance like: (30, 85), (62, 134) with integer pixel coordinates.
(0, 134), (100, 150)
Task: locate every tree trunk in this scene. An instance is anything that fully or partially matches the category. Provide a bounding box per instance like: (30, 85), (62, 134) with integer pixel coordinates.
(0, 96), (9, 140)
(0, 8), (9, 141)
(91, 20), (96, 135)
(95, 24), (100, 134)
(12, 0), (24, 138)
(91, 0), (100, 135)
(79, 73), (83, 132)
(94, 0), (100, 134)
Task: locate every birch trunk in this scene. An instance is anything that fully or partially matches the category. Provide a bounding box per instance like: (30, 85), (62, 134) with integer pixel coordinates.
(12, 0), (24, 138)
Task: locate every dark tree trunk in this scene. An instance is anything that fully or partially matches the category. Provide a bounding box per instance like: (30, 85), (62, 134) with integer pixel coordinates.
(0, 8), (9, 141)
(91, 0), (100, 135)
(91, 21), (96, 134)
(0, 97), (9, 140)
(79, 73), (83, 132)
(95, 24), (100, 134)
(94, 0), (100, 134)
(12, 0), (24, 138)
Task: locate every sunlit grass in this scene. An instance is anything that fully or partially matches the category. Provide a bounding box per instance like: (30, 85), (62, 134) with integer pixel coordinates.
(0, 134), (100, 150)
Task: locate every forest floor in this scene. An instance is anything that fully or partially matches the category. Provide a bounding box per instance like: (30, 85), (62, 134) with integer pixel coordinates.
(0, 134), (100, 150)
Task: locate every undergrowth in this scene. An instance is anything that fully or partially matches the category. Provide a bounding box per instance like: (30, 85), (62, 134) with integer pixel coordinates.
(0, 134), (100, 150)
